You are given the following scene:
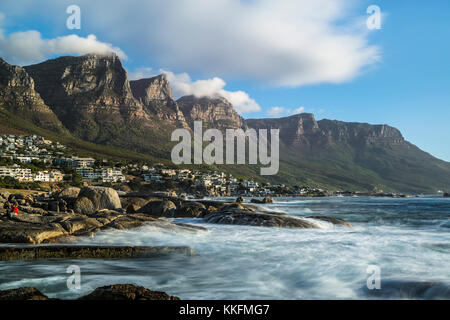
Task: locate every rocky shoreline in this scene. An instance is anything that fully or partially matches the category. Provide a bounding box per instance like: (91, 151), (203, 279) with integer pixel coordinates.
(0, 245), (195, 261)
(0, 187), (354, 300)
(0, 187), (352, 246)
(0, 284), (180, 300)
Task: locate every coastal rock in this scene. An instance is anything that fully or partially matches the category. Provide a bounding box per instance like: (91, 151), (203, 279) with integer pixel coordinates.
(79, 284), (180, 300)
(0, 189), (10, 200)
(306, 216), (353, 227)
(0, 217), (68, 244)
(120, 197), (149, 210)
(126, 204), (141, 213)
(174, 201), (206, 218)
(138, 200), (176, 217)
(0, 245), (195, 261)
(361, 280), (450, 299)
(0, 287), (50, 300)
(58, 187), (81, 202)
(74, 196), (96, 215)
(251, 197), (274, 204)
(77, 186), (122, 212)
(444, 193), (450, 198)
(236, 197), (245, 203)
(0, 285), (178, 300)
(203, 205), (319, 229)
(0, 207), (206, 244)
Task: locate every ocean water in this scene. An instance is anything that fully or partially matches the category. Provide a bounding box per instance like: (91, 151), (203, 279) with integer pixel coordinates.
(0, 196), (449, 299)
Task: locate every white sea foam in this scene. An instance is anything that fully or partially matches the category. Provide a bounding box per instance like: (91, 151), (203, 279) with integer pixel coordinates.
(0, 197), (448, 299)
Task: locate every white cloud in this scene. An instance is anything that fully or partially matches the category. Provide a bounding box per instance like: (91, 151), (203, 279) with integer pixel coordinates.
(267, 106), (308, 117)
(163, 70), (261, 114)
(62, 0), (380, 87)
(267, 107), (286, 117)
(0, 30), (127, 66)
(291, 106), (305, 114)
(128, 67), (154, 80)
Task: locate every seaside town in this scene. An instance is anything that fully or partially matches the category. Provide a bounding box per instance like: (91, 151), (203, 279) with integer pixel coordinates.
(0, 134), (328, 198)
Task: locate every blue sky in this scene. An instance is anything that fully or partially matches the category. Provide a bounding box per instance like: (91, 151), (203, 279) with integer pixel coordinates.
(0, 0), (449, 161)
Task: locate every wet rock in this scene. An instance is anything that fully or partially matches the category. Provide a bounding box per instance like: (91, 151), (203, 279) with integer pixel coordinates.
(0, 218), (68, 244)
(0, 287), (50, 300)
(306, 216), (353, 227)
(174, 201), (206, 218)
(236, 196), (245, 203)
(362, 280), (450, 299)
(0, 204), (207, 244)
(79, 284), (180, 300)
(204, 206), (319, 229)
(0, 245), (195, 261)
(251, 197), (274, 204)
(138, 200), (176, 217)
(444, 193), (450, 198)
(77, 186), (122, 212)
(0, 285), (178, 301)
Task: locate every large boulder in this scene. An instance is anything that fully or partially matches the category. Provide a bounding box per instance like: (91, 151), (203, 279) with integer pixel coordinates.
(175, 201), (206, 218)
(120, 197), (149, 211)
(0, 287), (50, 300)
(77, 187), (122, 213)
(57, 187), (81, 202)
(74, 197), (96, 215)
(138, 200), (177, 217)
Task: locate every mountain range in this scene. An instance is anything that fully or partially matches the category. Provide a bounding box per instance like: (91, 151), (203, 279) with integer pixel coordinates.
(1, 53), (449, 193)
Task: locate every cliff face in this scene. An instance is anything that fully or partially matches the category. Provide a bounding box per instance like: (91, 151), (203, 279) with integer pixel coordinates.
(130, 75), (189, 128)
(177, 95), (245, 130)
(24, 54), (150, 137)
(0, 53), (448, 192)
(246, 114), (405, 148)
(0, 58), (64, 132)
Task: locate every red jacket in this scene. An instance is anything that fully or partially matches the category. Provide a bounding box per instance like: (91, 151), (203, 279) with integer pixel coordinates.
(13, 206), (18, 215)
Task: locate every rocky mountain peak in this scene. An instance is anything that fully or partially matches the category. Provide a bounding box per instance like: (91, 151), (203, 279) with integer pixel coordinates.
(130, 74), (188, 128)
(130, 74), (173, 103)
(0, 58), (64, 131)
(24, 54), (150, 135)
(177, 95), (245, 129)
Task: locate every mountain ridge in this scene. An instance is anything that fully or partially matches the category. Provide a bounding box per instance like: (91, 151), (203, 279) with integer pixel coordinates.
(0, 53), (449, 193)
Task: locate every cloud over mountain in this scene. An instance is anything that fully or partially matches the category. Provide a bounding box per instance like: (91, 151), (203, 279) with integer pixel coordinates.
(0, 0), (379, 86)
(163, 70), (261, 114)
(0, 28), (126, 65)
